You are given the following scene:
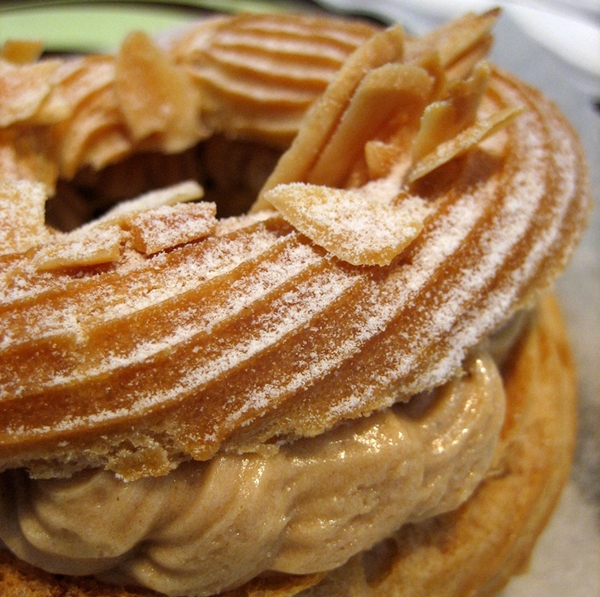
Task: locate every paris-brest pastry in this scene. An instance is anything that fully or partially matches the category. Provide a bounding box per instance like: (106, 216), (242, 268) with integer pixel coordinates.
(0, 9), (591, 597)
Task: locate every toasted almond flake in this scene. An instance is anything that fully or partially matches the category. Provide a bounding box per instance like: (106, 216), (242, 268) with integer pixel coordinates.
(128, 202), (217, 255)
(403, 52), (448, 114)
(253, 24), (405, 211)
(116, 31), (203, 152)
(444, 34), (493, 82)
(0, 59), (61, 127)
(264, 182), (423, 266)
(407, 105), (524, 184)
(405, 9), (499, 75)
(0, 180), (49, 255)
(0, 39), (44, 64)
(31, 93), (72, 126)
(33, 226), (124, 271)
(307, 62), (434, 187)
(78, 125), (132, 172)
(364, 140), (404, 180)
(412, 61), (490, 161)
(51, 56), (116, 111)
(32, 57), (116, 136)
(95, 180), (205, 226)
(54, 85), (123, 178)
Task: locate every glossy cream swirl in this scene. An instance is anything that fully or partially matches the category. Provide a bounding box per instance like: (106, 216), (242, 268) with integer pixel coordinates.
(0, 351), (503, 597)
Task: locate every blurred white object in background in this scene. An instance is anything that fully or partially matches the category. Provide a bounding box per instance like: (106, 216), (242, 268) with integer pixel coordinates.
(317, 0), (600, 93)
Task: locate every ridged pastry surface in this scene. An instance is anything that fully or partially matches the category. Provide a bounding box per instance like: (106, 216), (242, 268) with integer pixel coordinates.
(0, 350), (504, 596)
(168, 13), (379, 146)
(0, 293), (579, 597)
(0, 12), (591, 480)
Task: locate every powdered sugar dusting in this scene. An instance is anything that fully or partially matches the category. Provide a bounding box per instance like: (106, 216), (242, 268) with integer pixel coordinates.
(89, 236), (326, 375)
(0, 223), (283, 353)
(127, 202), (217, 255)
(0, 180), (49, 255)
(33, 225), (125, 270)
(265, 182), (428, 266)
(0, 63), (589, 474)
(313, 72), (586, 422)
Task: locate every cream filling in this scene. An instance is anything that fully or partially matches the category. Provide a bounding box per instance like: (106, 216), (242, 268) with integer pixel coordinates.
(0, 350), (505, 597)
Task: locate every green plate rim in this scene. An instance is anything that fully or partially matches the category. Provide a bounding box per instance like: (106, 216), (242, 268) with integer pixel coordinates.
(0, 1), (317, 53)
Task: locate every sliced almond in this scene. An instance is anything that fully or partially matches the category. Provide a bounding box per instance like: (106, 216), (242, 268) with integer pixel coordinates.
(264, 182), (423, 266)
(0, 180), (49, 255)
(407, 105), (524, 184)
(0, 59), (61, 127)
(308, 62), (434, 188)
(96, 180), (205, 226)
(253, 24), (405, 211)
(78, 125), (132, 173)
(405, 8), (500, 75)
(127, 202), (217, 255)
(0, 39), (44, 64)
(37, 56), (115, 128)
(116, 31), (202, 153)
(412, 61), (491, 161)
(53, 85), (122, 178)
(51, 56), (116, 110)
(364, 140), (405, 180)
(33, 226), (124, 271)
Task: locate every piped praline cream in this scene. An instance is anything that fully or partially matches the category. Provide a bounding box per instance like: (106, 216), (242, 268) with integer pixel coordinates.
(0, 351), (503, 597)
(0, 9), (591, 597)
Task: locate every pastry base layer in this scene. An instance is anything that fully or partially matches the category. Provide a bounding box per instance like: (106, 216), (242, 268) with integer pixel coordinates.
(0, 293), (577, 597)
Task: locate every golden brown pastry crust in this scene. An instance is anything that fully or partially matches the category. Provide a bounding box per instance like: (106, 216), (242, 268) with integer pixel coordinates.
(0, 10), (587, 597)
(306, 293), (577, 597)
(0, 15), (590, 481)
(0, 294), (577, 597)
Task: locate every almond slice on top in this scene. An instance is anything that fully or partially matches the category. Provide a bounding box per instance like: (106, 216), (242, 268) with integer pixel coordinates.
(33, 226), (125, 271)
(127, 202), (217, 255)
(116, 30), (204, 153)
(0, 180), (49, 255)
(252, 24), (406, 211)
(264, 182), (423, 266)
(407, 106), (523, 184)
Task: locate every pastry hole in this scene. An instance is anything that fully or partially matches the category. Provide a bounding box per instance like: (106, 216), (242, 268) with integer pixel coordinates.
(46, 136), (282, 231)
